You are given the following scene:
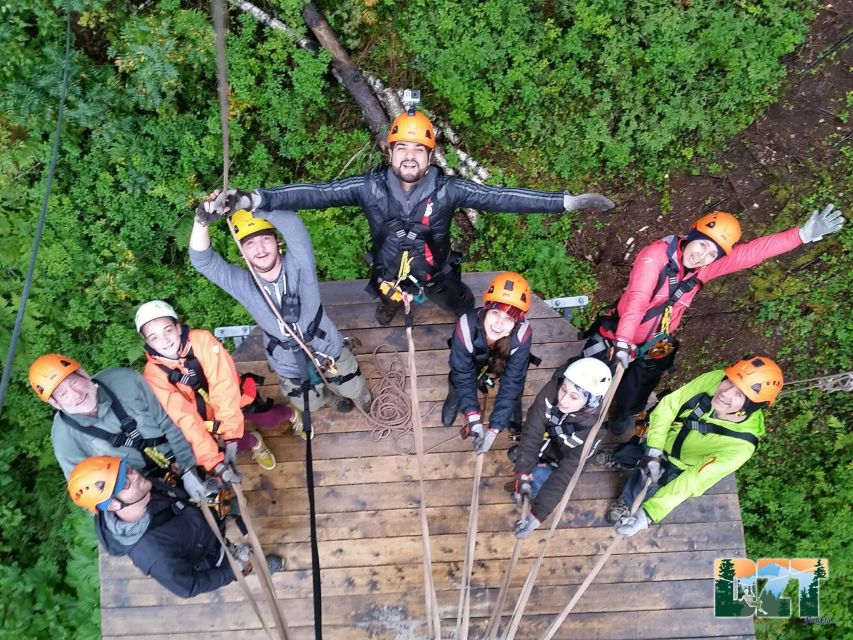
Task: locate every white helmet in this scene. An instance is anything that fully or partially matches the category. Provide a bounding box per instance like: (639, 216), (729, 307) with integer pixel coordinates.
(135, 300), (178, 334)
(563, 357), (613, 398)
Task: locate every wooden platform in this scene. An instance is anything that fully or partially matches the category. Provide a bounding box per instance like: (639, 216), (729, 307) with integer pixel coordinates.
(100, 273), (755, 640)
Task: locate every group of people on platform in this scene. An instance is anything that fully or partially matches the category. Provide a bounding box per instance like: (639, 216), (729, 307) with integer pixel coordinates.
(30, 108), (844, 597)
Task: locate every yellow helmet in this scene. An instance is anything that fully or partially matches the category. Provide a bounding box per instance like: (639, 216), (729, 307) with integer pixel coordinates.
(231, 210), (276, 242)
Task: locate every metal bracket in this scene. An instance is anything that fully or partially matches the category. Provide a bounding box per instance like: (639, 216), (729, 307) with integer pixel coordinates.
(543, 296), (589, 320)
(213, 325), (255, 348)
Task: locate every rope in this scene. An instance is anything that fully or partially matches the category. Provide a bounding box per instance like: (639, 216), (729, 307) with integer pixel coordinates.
(197, 498), (278, 639)
(455, 452), (484, 640)
(404, 296), (442, 639)
(499, 365), (626, 640)
(539, 476), (652, 640)
(0, 11), (71, 418)
(483, 498), (530, 640)
(780, 371), (853, 395)
(231, 481), (291, 638)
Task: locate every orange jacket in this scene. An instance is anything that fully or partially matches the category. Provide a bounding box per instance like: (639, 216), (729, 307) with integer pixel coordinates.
(143, 329), (245, 471)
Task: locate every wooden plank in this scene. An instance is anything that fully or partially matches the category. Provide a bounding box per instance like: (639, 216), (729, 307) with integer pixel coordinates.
(101, 547), (749, 606)
(101, 583), (753, 636)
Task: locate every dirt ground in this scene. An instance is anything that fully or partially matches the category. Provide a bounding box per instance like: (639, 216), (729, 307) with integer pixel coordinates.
(570, 3), (852, 382)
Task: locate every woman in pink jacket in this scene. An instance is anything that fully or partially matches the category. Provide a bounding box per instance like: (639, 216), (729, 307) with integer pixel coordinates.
(581, 203), (843, 435)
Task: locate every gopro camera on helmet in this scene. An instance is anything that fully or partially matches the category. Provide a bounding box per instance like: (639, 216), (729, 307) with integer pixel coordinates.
(402, 88), (421, 115)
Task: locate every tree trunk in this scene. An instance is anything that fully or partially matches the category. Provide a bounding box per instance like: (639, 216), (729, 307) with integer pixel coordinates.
(301, 2), (390, 150)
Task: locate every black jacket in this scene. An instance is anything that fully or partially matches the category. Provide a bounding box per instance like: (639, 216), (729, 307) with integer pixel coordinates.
(258, 166), (565, 284)
(95, 481), (235, 598)
(515, 377), (601, 521)
(449, 308), (533, 428)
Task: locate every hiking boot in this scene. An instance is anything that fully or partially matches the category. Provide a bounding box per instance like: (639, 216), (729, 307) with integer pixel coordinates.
(264, 554), (285, 574)
(441, 382), (459, 426)
(355, 386), (373, 414)
(375, 299), (401, 325)
(328, 393), (354, 413)
(606, 497), (631, 524)
(609, 415), (635, 436)
(250, 432), (276, 471)
(506, 423), (522, 443)
(592, 449), (617, 468)
(506, 444), (518, 463)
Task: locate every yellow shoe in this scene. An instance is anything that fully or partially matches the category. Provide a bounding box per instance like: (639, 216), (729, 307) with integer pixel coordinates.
(250, 432), (276, 471)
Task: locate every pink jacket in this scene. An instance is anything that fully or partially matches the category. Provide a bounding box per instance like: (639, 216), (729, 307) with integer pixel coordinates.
(615, 228), (803, 344)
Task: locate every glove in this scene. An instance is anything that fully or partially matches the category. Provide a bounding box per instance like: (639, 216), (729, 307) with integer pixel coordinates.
(612, 340), (633, 369)
(564, 192), (616, 212)
(615, 508), (650, 537)
(222, 188), (261, 215)
(473, 425), (499, 454)
(181, 469), (207, 503)
(214, 462), (243, 485)
(641, 447), (664, 483)
(511, 472), (533, 505)
(194, 196), (228, 226)
(513, 514), (542, 539)
(223, 440), (238, 466)
(799, 203), (844, 243)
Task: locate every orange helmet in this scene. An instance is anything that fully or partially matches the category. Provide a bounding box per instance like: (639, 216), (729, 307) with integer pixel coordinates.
(67, 456), (127, 513)
(691, 211), (742, 255)
(483, 272), (531, 316)
(724, 356), (784, 406)
(387, 111), (435, 149)
(29, 354), (81, 403)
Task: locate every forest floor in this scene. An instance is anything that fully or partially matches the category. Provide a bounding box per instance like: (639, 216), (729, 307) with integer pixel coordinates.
(568, 2), (852, 383)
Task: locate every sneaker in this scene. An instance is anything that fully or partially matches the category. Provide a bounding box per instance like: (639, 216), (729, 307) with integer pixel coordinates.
(606, 497), (631, 524)
(506, 424), (522, 443)
(375, 299), (401, 325)
(328, 393), (354, 413)
(250, 432), (276, 471)
(592, 449), (617, 468)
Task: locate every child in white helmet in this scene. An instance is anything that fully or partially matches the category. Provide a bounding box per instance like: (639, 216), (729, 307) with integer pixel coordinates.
(509, 357), (613, 538)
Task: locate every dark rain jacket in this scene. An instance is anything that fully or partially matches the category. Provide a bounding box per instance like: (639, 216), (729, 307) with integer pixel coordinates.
(515, 377), (601, 521)
(95, 481), (235, 598)
(449, 308), (532, 429)
(257, 166), (565, 285)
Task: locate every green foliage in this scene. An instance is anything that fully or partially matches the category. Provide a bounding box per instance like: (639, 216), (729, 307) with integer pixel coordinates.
(393, 0), (813, 182)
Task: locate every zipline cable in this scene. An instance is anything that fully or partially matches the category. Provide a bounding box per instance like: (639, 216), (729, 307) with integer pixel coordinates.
(0, 11), (72, 419)
(498, 365), (626, 640)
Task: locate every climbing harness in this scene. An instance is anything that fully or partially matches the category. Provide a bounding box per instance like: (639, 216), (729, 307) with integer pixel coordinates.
(494, 365), (626, 640)
(539, 476), (653, 639)
(59, 380), (173, 472)
(669, 393), (759, 459)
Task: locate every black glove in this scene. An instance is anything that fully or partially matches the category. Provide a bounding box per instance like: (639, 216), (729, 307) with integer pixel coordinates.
(223, 189), (260, 215)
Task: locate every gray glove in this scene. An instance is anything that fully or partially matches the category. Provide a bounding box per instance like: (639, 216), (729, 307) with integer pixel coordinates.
(513, 514), (542, 539)
(181, 470), (207, 503)
(615, 508), (650, 537)
(511, 473), (534, 505)
(641, 447), (664, 483)
(223, 189), (261, 215)
(214, 462), (243, 485)
(613, 340), (633, 370)
(223, 440), (238, 466)
(473, 425), (499, 454)
(564, 192), (615, 212)
(799, 203), (844, 243)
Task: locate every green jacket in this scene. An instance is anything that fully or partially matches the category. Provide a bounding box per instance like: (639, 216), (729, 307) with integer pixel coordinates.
(51, 368), (196, 478)
(643, 370), (765, 522)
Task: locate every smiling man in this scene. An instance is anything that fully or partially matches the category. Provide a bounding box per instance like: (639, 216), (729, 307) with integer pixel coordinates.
(607, 356), (784, 536)
(30, 353), (197, 485)
(579, 204), (843, 435)
(201, 108), (615, 325)
(189, 208), (371, 415)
